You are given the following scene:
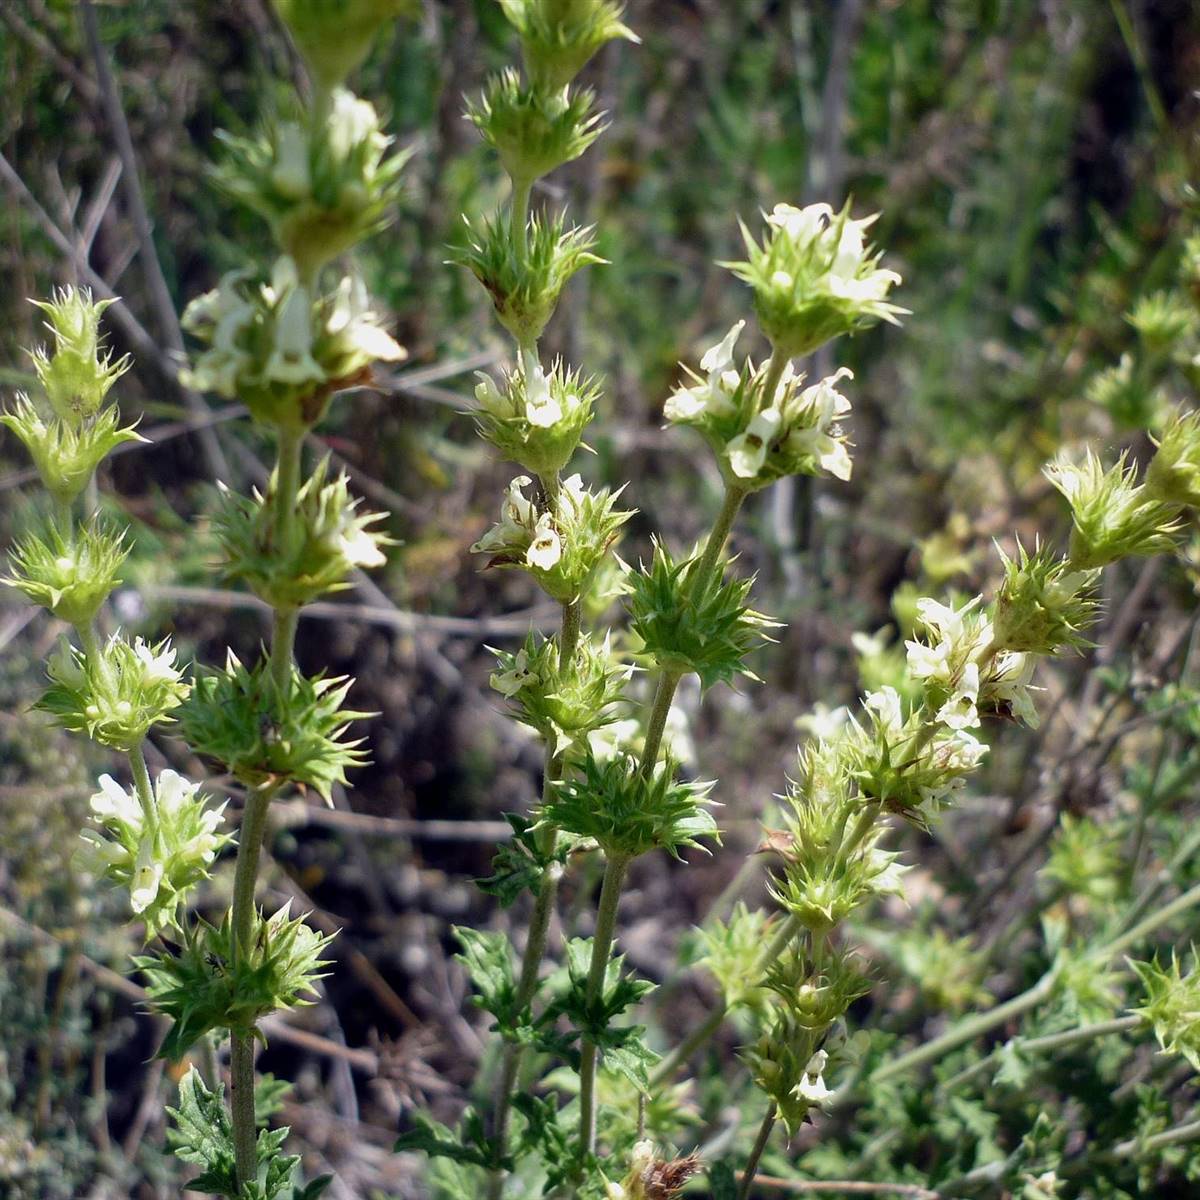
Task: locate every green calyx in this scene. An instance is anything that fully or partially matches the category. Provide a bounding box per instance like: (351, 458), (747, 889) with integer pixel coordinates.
(489, 629), (632, 757)
(180, 651), (371, 802)
(0, 392), (144, 504)
(273, 0), (413, 89)
(216, 88), (410, 278)
(473, 356), (600, 476)
(1146, 406), (1200, 509)
(1130, 951), (1200, 1070)
(138, 903), (333, 1060)
(724, 200), (904, 359)
(626, 540), (776, 691)
(691, 902), (772, 1016)
(1045, 449), (1183, 569)
(38, 634), (189, 751)
(28, 288), (131, 424)
(499, 0), (638, 91)
(468, 68), (604, 185)
(213, 456), (390, 608)
(452, 210), (603, 347)
(6, 518), (128, 626)
(991, 541), (1099, 656)
(541, 750), (718, 861)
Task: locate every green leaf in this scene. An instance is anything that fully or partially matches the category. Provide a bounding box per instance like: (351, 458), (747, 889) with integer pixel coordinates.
(165, 1067), (238, 1196)
(454, 927), (519, 1029)
(477, 814), (550, 906)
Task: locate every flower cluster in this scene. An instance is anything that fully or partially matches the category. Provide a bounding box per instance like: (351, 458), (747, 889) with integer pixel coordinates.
(726, 201), (904, 358)
(217, 88), (410, 278)
(182, 257), (405, 429)
(79, 770), (229, 936)
(664, 322), (857, 488)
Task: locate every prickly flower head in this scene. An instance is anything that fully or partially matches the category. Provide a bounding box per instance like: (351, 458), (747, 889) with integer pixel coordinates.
(905, 595), (994, 730)
(182, 258), (404, 430)
(474, 356), (599, 476)
(28, 289), (131, 423)
(500, 0), (638, 91)
(78, 769), (229, 937)
(992, 542), (1099, 656)
(1146, 407), (1200, 510)
(726, 201), (904, 357)
(5, 520), (128, 627)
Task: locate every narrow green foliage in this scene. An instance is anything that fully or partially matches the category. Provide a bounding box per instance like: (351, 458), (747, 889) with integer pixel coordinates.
(213, 456), (390, 608)
(5, 518), (128, 626)
(626, 540), (775, 691)
(0, 391), (144, 504)
(467, 69), (604, 184)
(39, 634), (189, 751)
(542, 751), (718, 860)
(395, 1109), (510, 1172)
(138, 904), (333, 1060)
(181, 651), (371, 802)
(499, 0), (637, 90)
(451, 211), (603, 347)
(477, 813), (570, 907)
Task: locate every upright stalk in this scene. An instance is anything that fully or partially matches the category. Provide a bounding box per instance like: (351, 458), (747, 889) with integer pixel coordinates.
(229, 422), (307, 1188)
(737, 1103), (778, 1199)
(578, 851), (631, 1155)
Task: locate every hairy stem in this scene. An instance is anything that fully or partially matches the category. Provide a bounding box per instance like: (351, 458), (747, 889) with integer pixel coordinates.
(640, 667), (683, 773)
(737, 1103), (778, 1199)
(128, 742), (156, 831)
(578, 852), (630, 1156)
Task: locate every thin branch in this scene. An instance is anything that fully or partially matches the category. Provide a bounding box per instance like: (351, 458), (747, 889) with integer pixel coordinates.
(747, 1178), (939, 1199)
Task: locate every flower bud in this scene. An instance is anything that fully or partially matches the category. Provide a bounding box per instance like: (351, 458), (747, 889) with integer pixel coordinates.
(28, 289), (130, 424)
(273, 0), (412, 89)
(1045, 449), (1182, 569)
(5, 520), (128, 627)
(1146, 407), (1200, 509)
(992, 542), (1099, 655)
(473, 356), (598, 475)
(0, 392), (145, 504)
(500, 0), (638, 90)
(39, 634), (189, 751)
(78, 769), (229, 937)
(452, 210), (603, 346)
(468, 69), (604, 185)
(217, 89), (410, 277)
(725, 201), (904, 358)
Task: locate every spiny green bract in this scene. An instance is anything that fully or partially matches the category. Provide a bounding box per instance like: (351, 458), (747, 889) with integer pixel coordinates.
(0, 391), (144, 504)
(626, 541), (775, 691)
(213, 456), (390, 609)
(467, 68), (604, 185)
(1130, 951), (1200, 1070)
(499, 0), (637, 91)
(1045, 449), (1183, 570)
(216, 89), (410, 278)
(273, 0), (413, 89)
(180, 651), (371, 802)
(38, 634), (189, 751)
(1146, 406), (1200, 509)
(724, 201), (904, 358)
(1128, 290), (1197, 352)
(28, 288), (130, 423)
(78, 769), (230, 939)
(991, 541), (1099, 656)
(689, 902), (772, 1016)
(473, 357), (600, 476)
(489, 629), (631, 757)
(1043, 813), (1123, 905)
(138, 903), (333, 1061)
(541, 751), (718, 861)
(5, 518), (128, 627)
(451, 210), (603, 347)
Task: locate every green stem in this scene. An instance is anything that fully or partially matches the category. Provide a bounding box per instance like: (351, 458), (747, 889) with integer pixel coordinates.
(578, 852), (630, 1156)
(737, 1103), (778, 1200)
(510, 174), (532, 263)
(759, 345), (791, 412)
(640, 667), (683, 774)
(693, 483), (749, 592)
(229, 781), (277, 1187)
(127, 742), (156, 831)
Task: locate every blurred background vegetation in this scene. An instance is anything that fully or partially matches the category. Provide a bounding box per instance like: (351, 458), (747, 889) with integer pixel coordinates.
(3, 1), (1200, 1196)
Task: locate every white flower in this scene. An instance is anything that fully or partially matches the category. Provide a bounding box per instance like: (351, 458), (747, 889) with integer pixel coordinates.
(664, 320), (744, 423)
(474, 372), (512, 417)
(271, 122), (310, 198)
(796, 1049), (832, 1105)
(265, 282), (324, 387)
(796, 702), (850, 741)
(90, 774), (141, 824)
(985, 651), (1041, 728)
(526, 515), (562, 570)
(132, 637), (181, 688)
(328, 275), (405, 363)
(727, 407), (782, 478)
(327, 89), (381, 159)
(129, 839), (164, 915)
(491, 649), (538, 698)
(588, 717), (641, 762)
(865, 686), (904, 735)
(473, 476), (538, 555)
(766, 202), (833, 243)
(339, 524), (387, 568)
(524, 364), (563, 428)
